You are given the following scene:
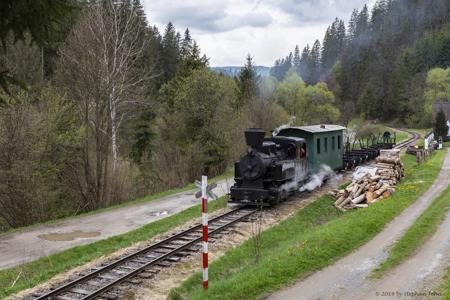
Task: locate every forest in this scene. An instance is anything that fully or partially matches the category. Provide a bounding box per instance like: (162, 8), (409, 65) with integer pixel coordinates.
(0, 0), (449, 230)
(271, 0), (450, 126)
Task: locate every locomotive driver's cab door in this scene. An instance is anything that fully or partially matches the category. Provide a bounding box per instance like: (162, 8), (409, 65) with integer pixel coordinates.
(298, 143), (307, 171)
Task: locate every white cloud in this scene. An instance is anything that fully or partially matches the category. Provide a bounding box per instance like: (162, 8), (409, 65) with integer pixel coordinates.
(142, 0), (374, 66)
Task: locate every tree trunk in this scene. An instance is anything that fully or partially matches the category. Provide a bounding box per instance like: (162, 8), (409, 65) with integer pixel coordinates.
(110, 87), (118, 174)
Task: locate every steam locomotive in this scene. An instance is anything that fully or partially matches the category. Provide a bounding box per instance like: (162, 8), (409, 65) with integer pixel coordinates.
(229, 125), (394, 206)
(229, 128), (309, 206)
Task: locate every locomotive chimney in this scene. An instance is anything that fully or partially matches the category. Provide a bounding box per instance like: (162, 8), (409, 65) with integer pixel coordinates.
(320, 124), (326, 129)
(244, 128), (265, 149)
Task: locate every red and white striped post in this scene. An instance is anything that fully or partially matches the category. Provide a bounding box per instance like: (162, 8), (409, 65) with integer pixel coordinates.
(201, 175), (208, 290)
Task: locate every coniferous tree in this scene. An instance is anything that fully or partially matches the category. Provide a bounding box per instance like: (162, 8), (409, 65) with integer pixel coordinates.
(308, 40), (321, 84)
(235, 54), (260, 109)
(177, 41), (209, 77)
(434, 109), (449, 139)
(293, 45), (301, 71)
(273, 0), (450, 123)
(180, 28), (193, 59)
(270, 59), (283, 80)
(132, 0), (147, 27)
(161, 22), (180, 82)
(299, 45), (310, 81)
(321, 18), (346, 77)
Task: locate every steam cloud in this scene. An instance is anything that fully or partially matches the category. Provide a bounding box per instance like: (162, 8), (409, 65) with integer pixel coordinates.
(299, 164), (341, 192)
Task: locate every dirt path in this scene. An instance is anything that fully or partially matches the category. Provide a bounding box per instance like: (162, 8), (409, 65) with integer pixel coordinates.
(268, 149), (450, 300)
(349, 210), (450, 300)
(0, 178), (234, 270)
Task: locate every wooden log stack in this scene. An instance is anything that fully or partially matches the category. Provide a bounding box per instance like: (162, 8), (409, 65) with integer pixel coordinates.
(330, 149), (404, 211)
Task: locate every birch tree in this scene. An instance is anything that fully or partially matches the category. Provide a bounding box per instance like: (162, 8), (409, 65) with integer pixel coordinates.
(58, 0), (152, 208)
(95, 1), (151, 172)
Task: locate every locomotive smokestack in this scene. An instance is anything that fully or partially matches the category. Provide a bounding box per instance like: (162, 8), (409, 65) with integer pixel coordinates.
(244, 128), (265, 149)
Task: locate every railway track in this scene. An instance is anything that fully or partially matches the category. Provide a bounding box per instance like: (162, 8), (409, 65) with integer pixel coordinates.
(32, 208), (255, 300)
(393, 130), (420, 149)
(30, 129), (420, 300)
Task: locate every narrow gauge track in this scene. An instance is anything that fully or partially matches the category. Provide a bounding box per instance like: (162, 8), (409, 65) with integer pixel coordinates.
(393, 130), (420, 149)
(32, 208), (255, 300)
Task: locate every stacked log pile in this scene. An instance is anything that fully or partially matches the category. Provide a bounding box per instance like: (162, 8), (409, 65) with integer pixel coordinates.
(330, 149), (404, 211)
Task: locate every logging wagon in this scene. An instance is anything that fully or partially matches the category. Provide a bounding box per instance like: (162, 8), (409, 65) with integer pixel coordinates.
(229, 124), (394, 206)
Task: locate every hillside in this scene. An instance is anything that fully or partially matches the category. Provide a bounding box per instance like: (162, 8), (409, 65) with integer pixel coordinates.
(271, 0), (450, 126)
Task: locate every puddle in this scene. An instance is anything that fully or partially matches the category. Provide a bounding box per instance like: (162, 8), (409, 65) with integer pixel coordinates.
(152, 210), (169, 217)
(38, 230), (101, 241)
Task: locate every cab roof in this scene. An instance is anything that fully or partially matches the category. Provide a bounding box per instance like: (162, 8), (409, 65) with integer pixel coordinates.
(265, 136), (306, 146)
(277, 124), (346, 134)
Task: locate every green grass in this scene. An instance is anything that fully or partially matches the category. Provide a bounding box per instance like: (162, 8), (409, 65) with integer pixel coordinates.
(388, 127), (410, 143)
(170, 151), (446, 300)
(0, 169), (233, 237)
(0, 197), (229, 298)
(409, 128), (432, 148)
(441, 267), (450, 299)
(372, 185), (450, 277)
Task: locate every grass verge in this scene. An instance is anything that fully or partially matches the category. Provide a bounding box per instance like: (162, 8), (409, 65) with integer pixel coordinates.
(0, 170), (233, 237)
(372, 185), (450, 277)
(0, 197), (228, 298)
(441, 266), (450, 299)
(170, 151), (446, 300)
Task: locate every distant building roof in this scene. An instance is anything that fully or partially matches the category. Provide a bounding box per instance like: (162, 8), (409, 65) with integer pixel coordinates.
(279, 124), (346, 134)
(433, 102), (450, 120)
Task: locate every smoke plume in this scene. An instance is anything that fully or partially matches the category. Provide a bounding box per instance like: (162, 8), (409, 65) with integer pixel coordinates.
(299, 164), (341, 192)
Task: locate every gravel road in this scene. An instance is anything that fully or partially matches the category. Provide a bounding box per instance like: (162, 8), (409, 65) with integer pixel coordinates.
(0, 178), (233, 270)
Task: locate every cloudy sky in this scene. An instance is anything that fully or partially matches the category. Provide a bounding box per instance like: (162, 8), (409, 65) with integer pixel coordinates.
(142, 0), (376, 67)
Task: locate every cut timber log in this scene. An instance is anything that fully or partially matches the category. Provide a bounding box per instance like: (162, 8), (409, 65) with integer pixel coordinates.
(376, 157), (400, 164)
(374, 185), (389, 197)
(330, 151), (403, 211)
(366, 191), (374, 203)
(354, 204), (369, 208)
(370, 175), (381, 182)
(340, 197), (353, 207)
(334, 194), (347, 206)
(334, 204), (347, 212)
(351, 193), (366, 204)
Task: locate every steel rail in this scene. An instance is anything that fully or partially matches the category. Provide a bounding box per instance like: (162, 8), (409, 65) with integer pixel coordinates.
(393, 131), (420, 149)
(35, 207), (254, 300)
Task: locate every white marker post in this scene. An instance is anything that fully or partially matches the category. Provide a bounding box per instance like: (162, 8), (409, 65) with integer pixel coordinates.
(201, 175), (208, 290)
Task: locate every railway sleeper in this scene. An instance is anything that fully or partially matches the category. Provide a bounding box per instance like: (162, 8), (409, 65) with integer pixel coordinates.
(153, 248), (171, 254)
(99, 274), (120, 281)
(179, 234), (201, 241)
(166, 256), (181, 262)
(85, 280), (104, 287)
(111, 269), (130, 275)
(173, 251), (191, 257)
(138, 272), (155, 279)
(69, 288), (92, 296)
(156, 261), (172, 267)
(160, 244), (178, 250)
(125, 278), (143, 285)
(131, 258), (152, 264)
(98, 292), (119, 300)
(119, 265), (140, 271)
(55, 295), (77, 300)
(169, 239), (193, 245)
